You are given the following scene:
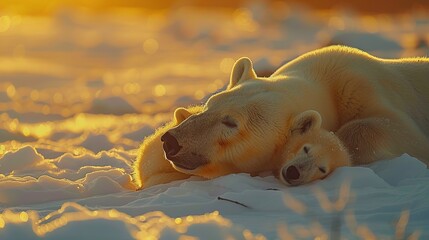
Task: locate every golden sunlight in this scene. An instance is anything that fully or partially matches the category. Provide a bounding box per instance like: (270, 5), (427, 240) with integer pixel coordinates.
(0, 16), (11, 32)
(19, 212), (29, 222)
(0, 217), (5, 229)
(154, 84), (167, 97)
(219, 58), (235, 74)
(233, 8), (258, 32)
(0, 1), (428, 239)
(6, 84), (16, 98)
(143, 38), (159, 54)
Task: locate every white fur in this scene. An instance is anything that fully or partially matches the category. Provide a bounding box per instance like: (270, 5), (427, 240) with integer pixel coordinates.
(166, 46), (429, 180)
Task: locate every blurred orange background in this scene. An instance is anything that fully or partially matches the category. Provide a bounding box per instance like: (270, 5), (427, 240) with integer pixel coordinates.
(2, 0), (429, 14)
(0, 0), (428, 154)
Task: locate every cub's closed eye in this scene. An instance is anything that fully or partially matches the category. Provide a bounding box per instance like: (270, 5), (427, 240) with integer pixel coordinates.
(222, 116), (238, 128)
(303, 146), (310, 154)
(318, 166), (327, 173)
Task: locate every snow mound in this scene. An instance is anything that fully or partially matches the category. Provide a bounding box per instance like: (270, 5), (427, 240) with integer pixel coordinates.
(79, 134), (115, 153)
(0, 202), (262, 240)
(253, 57), (275, 76)
(88, 96), (138, 115)
(4, 110), (64, 124)
(0, 129), (37, 143)
(122, 125), (155, 142)
(0, 146), (54, 175)
(55, 151), (130, 171)
(35, 148), (67, 160)
(327, 31), (402, 52)
(0, 147), (135, 206)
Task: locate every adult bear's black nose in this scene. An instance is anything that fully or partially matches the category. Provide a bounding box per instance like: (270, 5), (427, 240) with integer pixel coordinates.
(282, 165), (300, 182)
(161, 131), (182, 159)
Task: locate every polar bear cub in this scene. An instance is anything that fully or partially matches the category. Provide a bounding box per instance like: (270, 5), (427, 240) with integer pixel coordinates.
(133, 106), (202, 189)
(277, 110), (351, 186)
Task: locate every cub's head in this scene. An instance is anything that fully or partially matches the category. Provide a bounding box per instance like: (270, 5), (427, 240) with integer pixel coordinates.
(277, 110), (351, 186)
(161, 57), (289, 178)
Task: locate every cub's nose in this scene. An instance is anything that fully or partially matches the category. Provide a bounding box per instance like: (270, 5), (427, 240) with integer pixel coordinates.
(282, 165), (300, 182)
(161, 131), (182, 159)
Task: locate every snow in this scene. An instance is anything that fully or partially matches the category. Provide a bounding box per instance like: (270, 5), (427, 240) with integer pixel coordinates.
(88, 96), (139, 115)
(1, 2), (429, 239)
(1, 155), (428, 239)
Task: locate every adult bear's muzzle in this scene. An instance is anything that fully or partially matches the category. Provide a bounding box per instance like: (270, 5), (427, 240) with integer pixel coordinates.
(161, 131), (182, 159)
(161, 131), (209, 171)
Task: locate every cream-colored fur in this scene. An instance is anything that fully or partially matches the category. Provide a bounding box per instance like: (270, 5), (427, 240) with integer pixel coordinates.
(133, 106), (202, 189)
(275, 110), (351, 186)
(163, 45), (429, 179)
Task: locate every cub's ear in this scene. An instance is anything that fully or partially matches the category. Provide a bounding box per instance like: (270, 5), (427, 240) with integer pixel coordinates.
(228, 57), (257, 89)
(291, 110), (322, 135)
(174, 107), (193, 123)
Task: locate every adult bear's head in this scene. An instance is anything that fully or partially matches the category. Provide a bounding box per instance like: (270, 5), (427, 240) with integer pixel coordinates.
(161, 57), (308, 178)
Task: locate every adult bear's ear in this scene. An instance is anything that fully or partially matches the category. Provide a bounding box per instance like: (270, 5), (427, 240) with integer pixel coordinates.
(174, 107), (193, 123)
(291, 110), (322, 135)
(228, 57), (257, 89)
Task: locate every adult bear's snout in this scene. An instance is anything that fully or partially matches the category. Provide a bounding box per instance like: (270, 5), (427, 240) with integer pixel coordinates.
(161, 131), (182, 159)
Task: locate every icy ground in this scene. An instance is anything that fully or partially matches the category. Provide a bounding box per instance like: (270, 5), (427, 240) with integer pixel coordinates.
(1, 2), (429, 239)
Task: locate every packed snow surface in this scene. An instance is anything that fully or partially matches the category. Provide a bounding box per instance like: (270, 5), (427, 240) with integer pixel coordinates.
(1, 2), (428, 239)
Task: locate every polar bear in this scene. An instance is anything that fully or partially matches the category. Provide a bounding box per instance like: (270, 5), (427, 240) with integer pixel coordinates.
(133, 106), (202, 189)
(275, 110), (351, 186)
(161, 45), (429, 179)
